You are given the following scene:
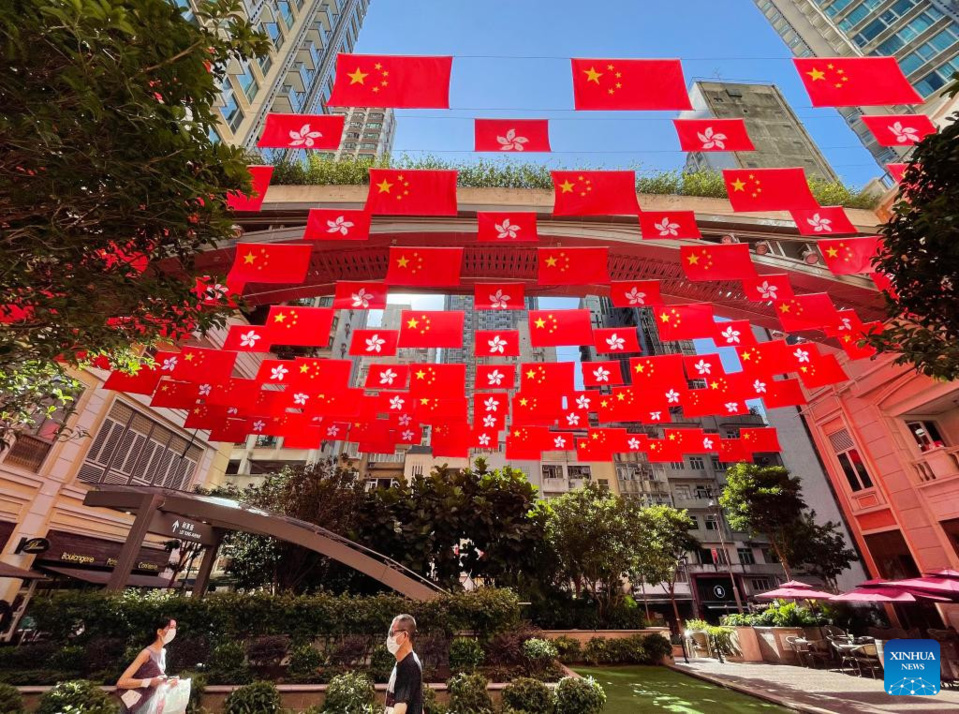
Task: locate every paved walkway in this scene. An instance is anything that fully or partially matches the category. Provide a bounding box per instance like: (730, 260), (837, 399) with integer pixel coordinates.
(673, 659), (959, 713)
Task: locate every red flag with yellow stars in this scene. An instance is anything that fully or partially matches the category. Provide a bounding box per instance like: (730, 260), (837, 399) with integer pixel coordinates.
(184, 403), (227, 430)
(150, 380), (200, 409)
(476, 364), (515, 391)
(474, 283), (525, 311)
(719, 438), (753, 463)
(646, 438), (683, 463)
(712, 320), (756, 349)
(304, 208), (372, 241)
(819, 237), (882, 275)
(664, 428), (705, 454)
(409, 363), (466, 397)
(103, 363), (161, 395)
(327, 54), (453, 108)
(257, 113), (345, 149)
(385, 247), (463, 286)
(736, 342), (790, 377)
(774, 293), (841, 332)
(209, 418), (252, 444)
(741, 427), (782, 453)
(367, 169), (458, 216)
(223, 323), (273, 352)
(628, 354), (686, 385)
(227, 166), (274, 212)
(680, 244), (757, 281)
(791, 207), (859, 237)
(474, 119), (551, 153)
(551, 171), (640, 216)
(398, 310), (464, 349)
(609, 280), (663, 308)
(506, 426), (552, 459)
(655, 304), (716, 341)
(639, 210), (701, 240)
(228, 243), (312, 285)
(761, 378), (807, 409)
(681, 388), (723, 418)
(477, 212), (538, 243)
(576, 428), (629, 461)
(520, 362), (576, 394)
(593, 328), (641, 355)
(365, 364), (410, 391)
(164, 347), (236, 383)
(571, 58), (692, 110)
(475, 329), (520, 358)
(511, 392), (564, 426)
(537, 247), (609, 285)
(886, 162), (909, 184)
(349, 329), (399, 357)
(597, 388), (645, 423)
(793, 57), (922, 107)
(287, 358), (353, 389)
(266, 306), (335, 347)
(334, 281), (387, 310)
(838, 321), (882, 360)
(205, 378), (261, 408)
(672, 118), (755, 152)
(723, 168), (818, 212)
(741, 274), (795, 303)
(431, 423), (473, 458)
(415, 397), (468, 422)
(528, 309), (594, 347)
(583, 361), (625, 388)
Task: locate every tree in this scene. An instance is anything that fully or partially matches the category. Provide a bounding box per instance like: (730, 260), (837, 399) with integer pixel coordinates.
(719, 464), (807, 579)
(785, 511), (858, 589)
(632, 505), (699, 628)
(0, 0), (270, 434)
(869, 75), (959, 380)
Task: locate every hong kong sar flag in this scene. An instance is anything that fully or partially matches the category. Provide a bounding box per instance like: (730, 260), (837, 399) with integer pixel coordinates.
(791, 207), (859, 237)
(474, 283), (524, 311)
(571, 58), (692, 110)
(551, 171), (640, 216)
(723, 168), (818, 212)
(334, 281), (387, 310)
(227, 166), (273, 212)
(477, 212), (538, 243)
(328, 54), (453, 108)
(673, 118), (754, 152)
(610, 280), (663, 308)
(475, 330), (520, 357)
(257, 113), (345, 149)
(640, 211), (701, 240)
(794, 57), (922, 107)
(304, 209), (371, 241)
(861, 114), (938, 147)
(474, 119), (551, 153)
(476, 364), (515, 391)
(366, 169), (458, 216)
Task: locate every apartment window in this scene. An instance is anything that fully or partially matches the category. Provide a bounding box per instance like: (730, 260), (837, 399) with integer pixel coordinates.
(367, 122), (382, 128)
(3, 400), (75, 473)
(410, 464), (424, 477)
(751, 578), (772, 591)
(255, 435), (277, 448)
(277, 0), (295, 29)
(906, 420), (947, 452)
(598, 479), (610, 489)
(694, 485), (712, 499)
(711, 457), (722, 471)
(698, 548), (715, 565)
(670, 461), (685, 470)
(237, 62), (259, 102)
(853, 19), (886, 46)
(259, 53), (273, 75)
(219, 81), (243, 131)
(738, 547), (756, 565)
(568, 465), (592, 479)
(705, 514), (720, 531)
(77, 401), (203, 490)
(174, 0), (195, 22)
(688, 515), (699, 530)
(542, 464), (563, 479)
(263, 21), (282, 49)
(689, 456), (705, 471)
(370, 113), (384, 119)
(876, 35), (905, 55)
(359, 142), (377, 149)
(674, 484), (691, 499)
(761, 547), (779, 564)
(343, 142), (356, 149)
(349, 122), (364, 129)
(364, 132), (379, 139)
(830, 429), (874, 492)
(715, 549), (731, 566)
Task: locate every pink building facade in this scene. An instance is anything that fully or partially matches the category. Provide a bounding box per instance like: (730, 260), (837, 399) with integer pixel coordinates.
(802, 350), (959, 627)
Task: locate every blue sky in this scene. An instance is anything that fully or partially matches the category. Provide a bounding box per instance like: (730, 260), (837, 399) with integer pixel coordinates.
(354, 0), (883, 186)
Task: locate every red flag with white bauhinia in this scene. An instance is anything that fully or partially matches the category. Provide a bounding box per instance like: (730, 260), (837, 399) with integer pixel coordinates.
(474, 119), (551, 152)
(476, 364), (515, 391)
(593, 328), (641, 355)
(723, 168), (819, 212)
(474, 283), (525, 311)
(228, 243), (312, 285)
(477, 212), (538, 243)
(304, 208), (371, 241)
(227, 165), (273, 212)
(583, 361), (625, 388)
(774, 293), (841, 332)
(793, 57), (922, 107)
(610, 280), (663, 308)
(257, 113), (345, 149)
(473, 393), (508, 431)
(367, 169), (458, 216)
(537, 247), (609, 285)
(528, 309), (594, 347)
(672, 118), (755, 152)
(385, 247), (463, 287)
(475, 329), (520, 357)
(791, 206), (859, 236)
(398, 310), (464, 349)
(681, 244), (757, 281)
(819, 237), (882, 275)
(741, 274), (795, 302)
(266, 306), (335, 347)
(328, 54), (453, 108)
(551, 171), (640, 216)
(520, 362), (576, 394)
(349, 329), (399, 357)
(571, 58), (692, 110)
(684, 353), (725, 382)
(655, 304), (716, 341)
(788, 343), (848, 388)
(365, 364), (410, 390)
(409, 363), (466, 397)
(712, 320), (757, 348)
(861, 114), (937, 147)
(546, 431), (578, 452)
(334, 281), (387, 310)
(640, 211), (701, 240)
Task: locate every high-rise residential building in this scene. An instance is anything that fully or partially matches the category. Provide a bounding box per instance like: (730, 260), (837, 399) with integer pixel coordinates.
(682, 82), (840, 180)
(327, 107), (396, 160)
(752, 0), (959, 167)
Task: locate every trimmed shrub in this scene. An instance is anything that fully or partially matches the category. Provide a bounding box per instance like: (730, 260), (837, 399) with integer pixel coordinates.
(423, 685), (448, 714)
(555, 676), (606, 714)
(288, 643), (325, 680)
(331, 634), (370, 667)
(368, 644), (395, 683)
(246, 634), (290, 669)
(449, 637), (484, 673)
(223, 681), (281, 714)
(483, 624), (542, 666)
(550, 636), (581, 665)
(49, 645), (86, 672)
(183, 672), (206, 714)
(206, 641), (251, 685)
(522, 638), (557, 663)
(641, 633), (673, 663)
(583, 638), (609, 666)
(502, 676), (554, 713)
(35, 680), (117, 714)
(447, 672), (492, 714)
(167, 634), (210, 673)
(0, 683), (24, 714)
(323, 671), (376, 713)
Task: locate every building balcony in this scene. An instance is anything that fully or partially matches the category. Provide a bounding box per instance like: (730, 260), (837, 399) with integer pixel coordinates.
(913, 445), (959, 483)
(686, 561), (783, 577)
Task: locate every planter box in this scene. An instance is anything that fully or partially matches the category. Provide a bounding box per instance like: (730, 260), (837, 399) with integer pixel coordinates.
(730, 626), (763, 662)
(540, 628), (671, 644)
(753, 626), (806, 664)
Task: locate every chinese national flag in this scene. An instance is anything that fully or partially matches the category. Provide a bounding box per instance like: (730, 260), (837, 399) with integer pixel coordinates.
(741, 427), (782, 453)
(304, 208), (371, 241)
(583, 361), (625, 387)
(474, 119), (551, 152)
(475, 329), (520, 357)
(737, 342), (790, 377)
(227, 166), (273, 212)
(887, 163), (909, 183)
(416, 397), (468, 422)
(551, 171), (640, 216)
(257, 113), (345, 150)
(640, 211), (701, 240)
(672, 118), (755, 152)
(398, 310), (464, 349)
(538, 247), (609, 285)
(762, 378), (807, 408)
(223, 323), (273, 352)
(334, 281), (387, 310)
(103, 364), (161, 395)
(794, 57), (922, 107)
(206, 378), (261, 408)
(571, 58), (692, 110)
(366, 364), (410, 390)
(228, 243), (312, 285)
(474, 283), (525, 311)
(791, 206), (859, 236)
(681, 244), (756, 281)
(646, 438), (683, 463)
(328, 54), (453, 108)
(655, 304), (716, 341)
(166, 347), (236, 383)
(511, 393), (564, 427)
(209, 418), (252, 444)
(285, 358), (353, 389)
(506, 426), (552, 459)
(594, 328), (641, 355)
(476, 364), (515, 391)
(528, 309), (593, 347)
(477, 212), (538, 243)
(431, 423), (473, 458)
(610, 280), (663, 307)
(741, 274), (795, 302)
(184, 404), (226, 431)
(724, 168), (819, 212)
(521, 362), (576, 394)
(349, 329), (399, 357)
(385, 247), (463, 287)
(629, 354), (685, 384)
(719, 438), (753, 463)
(775, 293), (841, 331)
(410, 363), (466, 397)
(366, 169), (458, 216)
(819, 237), (882, 275)
(266, 306), (334, 347)
(794, 349), (848, 389)
(837, 321), (882, 361)
(577, 428), (629, 460)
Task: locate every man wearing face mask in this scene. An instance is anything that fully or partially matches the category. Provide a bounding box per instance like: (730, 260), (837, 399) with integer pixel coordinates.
(384, 614), (423, 714)
(117, 617), (179, 713)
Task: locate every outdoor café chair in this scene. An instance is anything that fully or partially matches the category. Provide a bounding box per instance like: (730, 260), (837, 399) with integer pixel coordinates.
(805, 638), (833, 669)
(852, 643), (883, 679)
(784, 636), (810, 667)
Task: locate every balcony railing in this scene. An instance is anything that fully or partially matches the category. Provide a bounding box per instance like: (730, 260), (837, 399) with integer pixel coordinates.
(913, 445), (959, 483)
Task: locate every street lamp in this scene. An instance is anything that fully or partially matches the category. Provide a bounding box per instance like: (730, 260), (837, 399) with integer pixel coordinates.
(708, 499), (745, 615)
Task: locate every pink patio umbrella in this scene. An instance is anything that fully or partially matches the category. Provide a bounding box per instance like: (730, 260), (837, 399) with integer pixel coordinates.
(756, 580), (834, 600)
(925, 569), (959, 580)
(830, 582), (952, 603)
(880, 576), (959, 601)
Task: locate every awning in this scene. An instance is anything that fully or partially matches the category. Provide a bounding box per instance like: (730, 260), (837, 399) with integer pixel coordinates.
(41, 566), (171, 589)
(0, 562), (47, 580)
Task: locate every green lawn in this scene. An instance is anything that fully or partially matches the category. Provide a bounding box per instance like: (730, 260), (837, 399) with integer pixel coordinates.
(574, 666), (792, 713)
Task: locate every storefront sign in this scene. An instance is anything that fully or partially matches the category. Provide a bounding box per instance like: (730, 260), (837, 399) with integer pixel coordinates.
(14, 537), (50, 555)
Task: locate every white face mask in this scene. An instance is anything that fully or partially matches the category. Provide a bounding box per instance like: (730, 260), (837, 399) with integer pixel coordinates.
(162, 629), (176, 645)
(386, 634), (401, 655)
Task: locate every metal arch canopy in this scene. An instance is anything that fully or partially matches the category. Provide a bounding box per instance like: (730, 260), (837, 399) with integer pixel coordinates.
(83, 485), (445, 602)
(194, 185), (887, 331)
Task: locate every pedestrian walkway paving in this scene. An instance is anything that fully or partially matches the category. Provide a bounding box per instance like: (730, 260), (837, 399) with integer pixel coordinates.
(674, 659), (959, 713)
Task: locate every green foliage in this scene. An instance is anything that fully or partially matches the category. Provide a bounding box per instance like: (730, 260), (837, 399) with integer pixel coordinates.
(49, 645), (86, 671)
(580, 635), (670, 666)
(641, 633), (674, 663)
(422, 685), (448, 714)
(223, 681), (281, 714)
(207, 642), (251, 685)
(322, 671), (377, 713)
(550, 637), (581, 665)
(287, 643), (325, 680)
(786, 512), (858, 587)
(502, 677), (555, 713)
(449, 637), (485, 674)
(870, 80), (959, 380)
(525, 592), (647, 630)
(684, 619), (710, 632)
(0, 683), (24, 714)
(555, 676), (606, 714)
(184, 672), (206, 714)
(632, 504), (699, 625)
(245, 634), (290, 670)
(522, 638), (557, 663)
(447, 672), (493, 714)
(722, 602), (828, 628)
(0, 0), (269, 434)
(35, 680), (117, 714)
(368, 645), (395, 684)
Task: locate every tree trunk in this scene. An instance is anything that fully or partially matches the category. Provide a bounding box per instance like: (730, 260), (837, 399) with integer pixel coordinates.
(770, 539), (793, 580)
(640, 580), (651, 621)
(667, 581), (682, 634)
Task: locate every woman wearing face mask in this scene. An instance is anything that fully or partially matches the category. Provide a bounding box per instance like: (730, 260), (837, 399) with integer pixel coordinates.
(116, 617), (178, 713)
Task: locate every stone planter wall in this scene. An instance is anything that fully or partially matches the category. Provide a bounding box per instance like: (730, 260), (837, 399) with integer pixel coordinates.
(729, 626), (763, 662)
(540, 628), (671, 644)
(753, 626), (805, 664)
